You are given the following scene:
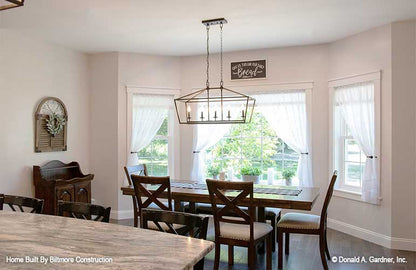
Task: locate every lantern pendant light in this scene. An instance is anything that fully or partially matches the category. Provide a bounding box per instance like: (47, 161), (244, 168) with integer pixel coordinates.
(0, 0), (25, 11)
(174, 18), (255, 124)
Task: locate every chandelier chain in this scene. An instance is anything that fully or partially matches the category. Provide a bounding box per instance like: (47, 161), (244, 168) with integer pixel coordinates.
(206, 25), (210, 89)
(220, 23), (223, 87)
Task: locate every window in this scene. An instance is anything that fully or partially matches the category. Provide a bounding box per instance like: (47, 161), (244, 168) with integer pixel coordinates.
(334, 106), (366, 193)
(127, 89), (179, 179)
(329, 72), (380, 202)
(137, 117), (169, 176)
(205, 112), (299, 185)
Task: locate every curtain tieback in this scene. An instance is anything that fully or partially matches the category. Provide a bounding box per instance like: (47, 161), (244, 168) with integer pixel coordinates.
(193, 151), (200, 154)
(300, 152), (308, 155)
(366, 155), (378, 159)
(130, 151), (138, 154)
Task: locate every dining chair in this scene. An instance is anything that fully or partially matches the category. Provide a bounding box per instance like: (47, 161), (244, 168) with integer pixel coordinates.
(277, 171), (338, 270)
(131, 175), (183, 231)
(1, 194), (44, 214)
(0, 194), (4, 210)
(206, 179), (273, 270)
(57, 200), (111, 223)
(141, 208), (209, 270)
(195, 203), (281, 252)
(124, 164), (148, 227)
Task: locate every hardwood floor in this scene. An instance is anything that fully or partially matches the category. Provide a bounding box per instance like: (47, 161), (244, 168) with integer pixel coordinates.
(112, 218), (416, 270)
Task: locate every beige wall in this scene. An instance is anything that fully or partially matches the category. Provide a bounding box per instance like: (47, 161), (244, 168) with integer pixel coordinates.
(0, 30), (91, 197)
(390, 21), (416, 242)
(89, 53), (119, 210)
(328, 25), (393, 238)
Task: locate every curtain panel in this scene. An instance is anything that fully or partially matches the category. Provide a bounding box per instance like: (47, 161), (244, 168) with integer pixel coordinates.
(335, 82), (379, 204)
(255, 91), (312, 187)
(129, 94), (172, 165)
(191, 124), (231, 181)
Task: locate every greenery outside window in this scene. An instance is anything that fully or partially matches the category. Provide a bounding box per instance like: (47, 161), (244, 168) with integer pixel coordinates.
(334, 107), (365, 193)
(137, 118), (169, 176)
(205, 112), (299, 185)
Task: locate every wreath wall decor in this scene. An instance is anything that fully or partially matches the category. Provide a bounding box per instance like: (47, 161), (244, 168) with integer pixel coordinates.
(34, 97), (68, 152)
(46, 113), (66, 137)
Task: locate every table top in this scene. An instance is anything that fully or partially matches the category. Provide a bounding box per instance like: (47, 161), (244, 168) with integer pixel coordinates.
(0, 211), (214, 270)
(121, 179), (320, 211)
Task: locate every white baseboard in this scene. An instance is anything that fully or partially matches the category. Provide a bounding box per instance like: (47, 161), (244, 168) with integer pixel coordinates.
(328, 218), (416, 251)
(391, 237), (416, 251)
(110, 210), (134, 220)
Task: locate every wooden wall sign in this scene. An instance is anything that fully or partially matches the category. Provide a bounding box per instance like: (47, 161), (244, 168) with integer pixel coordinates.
(231, 59), (266, 80)
(34, 97), (68, 152)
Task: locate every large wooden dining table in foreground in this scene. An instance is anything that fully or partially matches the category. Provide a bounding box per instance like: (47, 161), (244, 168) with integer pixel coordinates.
(121, 180), (320, 222)
(0, 211), (214, 270)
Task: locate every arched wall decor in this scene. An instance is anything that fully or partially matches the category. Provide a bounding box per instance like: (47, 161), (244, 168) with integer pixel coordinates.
(34, 97), (68, 152)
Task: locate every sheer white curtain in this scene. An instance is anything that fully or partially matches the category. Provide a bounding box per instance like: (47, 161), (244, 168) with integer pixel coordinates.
(129, 94), (172, 165)
(335, 82), (379, 204)
(255, 91), (312, 187)
(191, 124), (231, 181)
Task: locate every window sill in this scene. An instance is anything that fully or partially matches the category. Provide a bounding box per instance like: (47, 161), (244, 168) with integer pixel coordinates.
(333, 188), (365, 203)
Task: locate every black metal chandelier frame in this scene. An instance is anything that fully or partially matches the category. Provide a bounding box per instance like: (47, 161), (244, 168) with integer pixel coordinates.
(174, 18), (256, 125)
(0, 0), (24, 11)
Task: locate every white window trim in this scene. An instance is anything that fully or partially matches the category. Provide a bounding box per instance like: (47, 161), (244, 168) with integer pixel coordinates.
(126, 86), (181, 178)
(328, 71), (381, 202)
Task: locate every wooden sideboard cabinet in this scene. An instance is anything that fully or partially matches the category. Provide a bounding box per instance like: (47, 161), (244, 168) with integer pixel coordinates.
(33, 160), (94, 215)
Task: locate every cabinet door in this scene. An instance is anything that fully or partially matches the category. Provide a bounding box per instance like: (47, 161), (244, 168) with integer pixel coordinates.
(55, 184), (74, 215)
(56, 184), (74, 202)
(74, 181), (91, 203)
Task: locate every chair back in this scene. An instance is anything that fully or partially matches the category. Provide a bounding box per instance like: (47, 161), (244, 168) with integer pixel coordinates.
(206, 179), (254, 241)
(131, 175), (172, 217)
(2, 195), (44, 214)
(0, 194), (4, 210)
(141, 208), (209, 239)
(57, 201), (111, 223)
(124, 164), (148, 186)
(320, 171), (338, 229)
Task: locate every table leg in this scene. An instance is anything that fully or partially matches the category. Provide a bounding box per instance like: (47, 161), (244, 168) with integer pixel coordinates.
(189, 202), (196, 213)
(174, 200), (184, 212)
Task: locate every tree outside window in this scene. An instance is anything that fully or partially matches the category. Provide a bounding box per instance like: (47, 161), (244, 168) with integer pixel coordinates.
(137, 118), (169, 176)
(205, 112), (299, 184)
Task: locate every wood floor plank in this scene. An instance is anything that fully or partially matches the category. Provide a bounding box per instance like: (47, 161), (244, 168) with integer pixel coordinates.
(111, 218), (416, 270)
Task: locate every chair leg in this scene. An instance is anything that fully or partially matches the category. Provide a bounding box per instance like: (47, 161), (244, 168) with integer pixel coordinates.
(278, 230), (283, 269)
(228, 245), (234, 266)
(271, 216), (276, 252)
(134, 212), (138, 228)
(285, 233), (290, 255)
(324, 229), (330, 260)
(276, 213), (281, 243)
(319, 234), (329, 270)
(214, 243), (220, 270)
(266, 234), (272, 270)
(248, 245), (256, 270)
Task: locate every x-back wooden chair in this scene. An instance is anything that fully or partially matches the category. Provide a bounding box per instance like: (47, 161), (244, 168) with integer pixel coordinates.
(0, 194), (4, 210)
(141, 208), (209, 270)
(57, 201), (111, 223)
(206, 179), (272, 270)
(1, 194), (44, 214)
(124, 164), (148, 227)
(131, 175), (178, 231)
(277, 171), (338, 270)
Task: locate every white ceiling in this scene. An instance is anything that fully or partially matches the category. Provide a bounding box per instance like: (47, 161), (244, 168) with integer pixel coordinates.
(1, 0), (415, 56)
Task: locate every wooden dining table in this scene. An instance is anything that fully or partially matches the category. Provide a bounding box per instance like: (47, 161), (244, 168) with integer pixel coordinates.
(0, 211), (214, 270)
(121, 180), (320, 223)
